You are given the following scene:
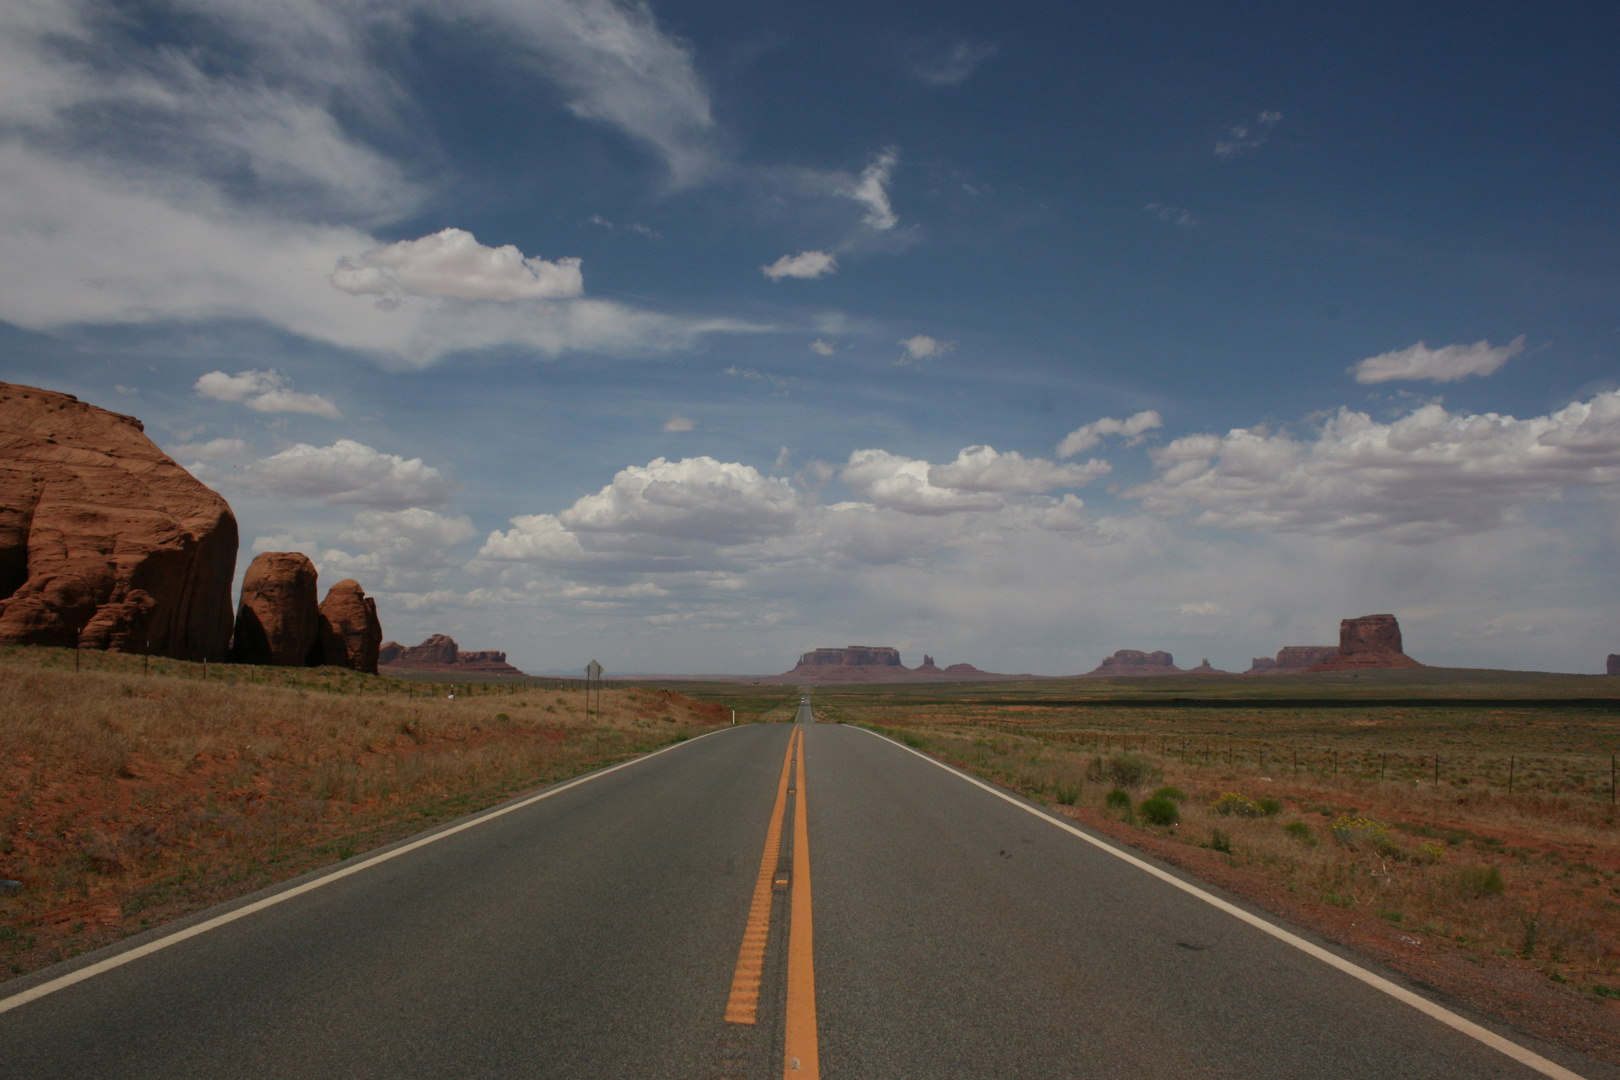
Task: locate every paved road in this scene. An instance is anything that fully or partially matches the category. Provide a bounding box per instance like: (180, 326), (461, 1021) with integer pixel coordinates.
(2, 705), (1612, 1079)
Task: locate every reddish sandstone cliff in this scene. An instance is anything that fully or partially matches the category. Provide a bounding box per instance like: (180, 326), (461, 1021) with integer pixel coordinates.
(0, 383), (237, 659)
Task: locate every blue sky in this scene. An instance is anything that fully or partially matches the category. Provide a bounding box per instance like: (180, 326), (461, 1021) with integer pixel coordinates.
(2, 0), (1617, 674)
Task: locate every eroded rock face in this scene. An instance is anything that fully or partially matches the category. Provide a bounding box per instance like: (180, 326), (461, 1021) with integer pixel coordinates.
(0, 383), (238, 659)
(317, 579), (382, 674)
(1186, 658), (1227, 674)
(1087, 649), (1183, 676)
(1305, 614), (1423, 671)
(230, 552), (320, 666)
(1608, 654), (1619, 676)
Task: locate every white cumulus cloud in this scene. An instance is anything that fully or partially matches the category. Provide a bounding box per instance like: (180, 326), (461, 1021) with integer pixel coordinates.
(331, 228), (583, 303)
(809, 339), (836, 356)
(928, 445), (1111, 494)
(841, 450), (1004, 515)
(664, 415), (697, 432)
(1127, 391), (1620, 540)
(194, 369), (341, 418)
(1351, 336), (1525, 384)
(762, 250), (837, 280)
(243, 439), (454, 508)
(1056, 410), (1163, 457)
(846, 149), (899, 230)
(898, 334), (952, 364)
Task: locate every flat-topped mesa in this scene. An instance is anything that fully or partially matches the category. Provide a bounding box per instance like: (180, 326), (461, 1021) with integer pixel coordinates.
(1304, 614), (1423, 672)
(1086, 649), (1184, 676)
(378, 634), (525, 675)
(797, 645), (903, 667)
(0, 382), (238, 660)
(1246, 645), (1338, 675)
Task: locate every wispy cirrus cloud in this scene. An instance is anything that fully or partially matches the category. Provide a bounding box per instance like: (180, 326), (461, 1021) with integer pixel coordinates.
(906, 39), (999, 87)
(1351, 336), (1525, 384)
(1215, 110), (1283, 158)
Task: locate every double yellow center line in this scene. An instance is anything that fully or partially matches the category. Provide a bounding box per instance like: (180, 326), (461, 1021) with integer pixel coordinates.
(724, 726), (819, 1078)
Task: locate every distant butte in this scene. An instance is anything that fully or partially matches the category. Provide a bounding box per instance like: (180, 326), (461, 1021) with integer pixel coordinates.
(1304, 614), (1423, 672)
(379, 634), (526, 676)
(1246, 645), (1338, 675)
(1085, 649), (1183, 676)
(761, 645), (1028, 684)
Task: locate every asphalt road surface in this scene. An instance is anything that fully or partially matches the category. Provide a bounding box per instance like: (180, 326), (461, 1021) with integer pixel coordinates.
(3, 704), (1613, 1079)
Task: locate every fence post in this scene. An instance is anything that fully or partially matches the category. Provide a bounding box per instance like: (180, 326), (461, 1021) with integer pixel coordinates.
(1508, 756), (1514, 794)
(1380, 752), (1386, 781)
(1434, 755), (1440, 785)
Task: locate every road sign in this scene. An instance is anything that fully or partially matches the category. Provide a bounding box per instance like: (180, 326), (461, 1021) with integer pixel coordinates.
(586, 659), (602, 681)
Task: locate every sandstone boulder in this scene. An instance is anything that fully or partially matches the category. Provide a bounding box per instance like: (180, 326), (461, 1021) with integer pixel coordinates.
(1087, 650), (1183, 676)
(1305, 614), (1423, 672)
(0, 383), (238, 659)
(316, 579), (382, 674)
(230, 552), (320, 666)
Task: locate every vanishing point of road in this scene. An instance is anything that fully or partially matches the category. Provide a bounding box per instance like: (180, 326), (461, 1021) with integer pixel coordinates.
(3, 699), (1612, 1079)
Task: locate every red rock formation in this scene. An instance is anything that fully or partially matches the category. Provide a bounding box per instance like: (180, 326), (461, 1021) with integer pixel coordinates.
(0, 383), (238, 659)
(1245, 645), (1338, 674)
(1304, 614), (1423, 672)
(1186, 658), (1228, 674)
(1608, 654), (1618, 676)
(918, 654), (938, 671)
(316, 579), (382, 674)
(797, 645), (903, 667)
(230, 552), (320, 666)
(378, 634), (525, 675)
(1086, 650), (1183, 676)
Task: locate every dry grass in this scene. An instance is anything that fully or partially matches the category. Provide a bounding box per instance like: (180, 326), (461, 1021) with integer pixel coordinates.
(0, 646), (728, 980)
(793, 685), (1620, 1008)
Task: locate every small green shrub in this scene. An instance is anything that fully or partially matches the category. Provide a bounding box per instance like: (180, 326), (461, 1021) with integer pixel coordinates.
(1105, 787), (1135, 822)
(1139, 796), (1179, 826)
(1256, 797), (1281, 816)
(1284, 821), (1315, 845)
(1329, 815), (1393, 851)
(1152, 786), (1185, 803)
(1209, 828), (1232, 853)
(1413, 840), (1446, 865)
(1209, 792), (1264, 817)
(1053, 780), (1083, 805)
(1456, 865), (1505, 898)
(1089, 753), (1161, 789)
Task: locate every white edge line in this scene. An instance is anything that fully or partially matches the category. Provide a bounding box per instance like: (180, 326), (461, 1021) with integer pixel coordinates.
(0, 726), (734, 1017)
(852, 726), (1588, 1080)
